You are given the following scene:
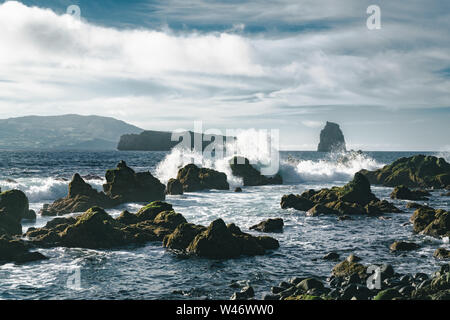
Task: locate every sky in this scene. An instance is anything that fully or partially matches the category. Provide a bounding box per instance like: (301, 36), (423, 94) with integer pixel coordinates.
(0, 0), (449, 151)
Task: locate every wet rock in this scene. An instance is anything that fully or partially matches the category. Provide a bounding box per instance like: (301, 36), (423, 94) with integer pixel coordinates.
(410, 206), (449, 238)
(406, 202), (430, 210)
(390, 185), (430, 201)
(296, 278), (324, 292)
(263, 293), (280, 300)
(374, 288), (402, 300)
(40, 174), (116, 217)
(0, 189), (30, 235)
(390, 241), (420, 252)
(176, 163), (229, 192)
(234, 187), (243, 193)
(136, 201), (173, 222)
(337, 215), (353, 221)
(229, 156), (282, 186)
(433, 248), (450, 260)
(166, 178), (183, 195)
(359, 155), (450, 188)
(282, 173), (400, 216)
(163, 223), (206, 251)
(280, 194), (314, 211)
(230, 286), (255, 300)
(317, 121), (346, 152)
(0, 235), (47, 264)
(250, 218), (283, 233)
(332, 254), (367, 278)
(103, 161), (166, 203)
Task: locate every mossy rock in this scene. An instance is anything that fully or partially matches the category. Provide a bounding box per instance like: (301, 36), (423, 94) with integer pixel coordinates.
(136, 201), (173, 221)
(374, 289), (402, 300)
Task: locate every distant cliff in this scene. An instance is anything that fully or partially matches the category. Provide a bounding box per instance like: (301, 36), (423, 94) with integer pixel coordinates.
(0, 114), (143, 150)
(118, 131), (234, 151)
(317, 121), (346, 152)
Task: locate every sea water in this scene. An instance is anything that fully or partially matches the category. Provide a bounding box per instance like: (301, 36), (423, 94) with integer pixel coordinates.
(0, 146), (449, 299)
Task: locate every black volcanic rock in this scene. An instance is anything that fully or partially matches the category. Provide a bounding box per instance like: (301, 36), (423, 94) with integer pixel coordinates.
(0, 189), (32, 235)
(230, 156), (282, 186)
(176, 164), (229, 192)
(118, 130), (234, 151)
(317, 121), (346, 152)
(359, 155), (450, 188)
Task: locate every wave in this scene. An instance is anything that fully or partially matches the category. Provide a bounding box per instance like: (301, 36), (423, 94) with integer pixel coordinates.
(0, 177), (105, 203)
(155, 129), (384, 186)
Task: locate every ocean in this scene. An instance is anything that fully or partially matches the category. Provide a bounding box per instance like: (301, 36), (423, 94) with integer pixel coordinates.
(0, 148), (449, 300)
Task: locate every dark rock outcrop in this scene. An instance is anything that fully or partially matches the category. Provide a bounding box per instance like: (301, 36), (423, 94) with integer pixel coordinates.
(281, 173), (401, 216)
(175, 164), (229, 192)
(250, 218), (284, 233)
(412, 264), (450, 300)
(26, 201), (181, 249)
(332, 254), (367, 279)
(0, 235), (47, 265)
(359, 155), (450, 188)
(390, 185), (430, 201)
(434, 248), (450, 260)
(40, 174), (116, 216)
(166, 178), (183, 195)
(164, 218), (279, 259)
(229, 157), (282, 186)
(0, 189), (32, 235)
(410, 207), (449, 238)
(103, 161), (166, 203)
(390, 241), (420, 252)
(317, 121), (346, 152)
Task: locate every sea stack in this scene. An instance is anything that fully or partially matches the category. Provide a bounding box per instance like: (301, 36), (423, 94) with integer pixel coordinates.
(317, 121), (346, 152)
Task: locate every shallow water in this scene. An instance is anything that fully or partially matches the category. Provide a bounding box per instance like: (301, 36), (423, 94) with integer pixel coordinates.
(0, 150), (449, 300)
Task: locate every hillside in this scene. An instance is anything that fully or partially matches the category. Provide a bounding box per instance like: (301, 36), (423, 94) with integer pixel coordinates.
(0, 114), (143, 150)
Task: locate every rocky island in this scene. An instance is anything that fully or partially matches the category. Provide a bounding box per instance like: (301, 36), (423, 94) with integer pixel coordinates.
(317, 121), (346, 152)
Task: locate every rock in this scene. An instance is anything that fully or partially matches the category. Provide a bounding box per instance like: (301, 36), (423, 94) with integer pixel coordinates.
(136, 201), (173, 221)
(250, 218), (283, 233)
(406, 202), (430, 210)
(234, 187), (243, 193)
(296, 278), (324, 292)
(410, 207), (449, 238)
(359, 155), (450, 188)
(337, 215), (353, 221)
(103, 161), (166, 203)
(323, 252), (340, 261)
(163, 223), (207, 251)
(176, 164), (229, 192)
(307, 204), (338, 216)
(229, 157), (282, 186)
(183, 219), (279, 259)
(26, 204), (185, 249)
(0, 235), (47, 264)
(317, 121), (346, 152)
(0, 189), (30, 235)
(166, 178), (183, 195)
(332, 254), (367, 278)
(41, 174), (116, 216)
(23, 209), (36, 221)
(374, 288), (402, 300)
(390, 185), (430, 201)
(412, 265), (450, 299)
(390, 241), (420, 252)
(282, 173), (400, 216)
(433, 248), (450, 260)
(280, 194), (314, 211)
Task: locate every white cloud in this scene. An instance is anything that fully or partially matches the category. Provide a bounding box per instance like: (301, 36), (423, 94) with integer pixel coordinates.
(0, 1), (449, 150)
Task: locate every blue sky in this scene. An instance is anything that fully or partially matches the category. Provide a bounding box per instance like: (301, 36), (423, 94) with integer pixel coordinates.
(0, 0), (449, 150)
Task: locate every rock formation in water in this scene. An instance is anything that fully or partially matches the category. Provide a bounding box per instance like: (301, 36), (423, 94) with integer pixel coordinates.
(229, 156), (282, 186)
(410, 206), (449, 239)
(170, 164), (230, 192)
(317, 121), (346, 152)
(41, 161), (166, 216)
(280, 172), (402, 216)
(118, 130), (234, 151)
(359, 155), (450, 189)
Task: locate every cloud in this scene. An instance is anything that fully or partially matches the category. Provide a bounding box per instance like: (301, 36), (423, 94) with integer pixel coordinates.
(0, 1), (449, 150)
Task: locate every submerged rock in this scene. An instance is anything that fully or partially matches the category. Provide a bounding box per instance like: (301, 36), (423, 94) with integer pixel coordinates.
(103, 161), (166, 203)
(40, 174), (116, 216)
(410, 207), (449, 239)
(250, 218), (284, 233)
(175, 164), (229, 192)
(281, 173), (400, 216)
(0, 189), (32, 235)
(390, 185), (430, 201)
(359, 155), (450, 188)
(317, 121), (346, 152)
(332, 254), (367, 278)
(164, 218), (279, 259)
(0, 235), (47, 264)
(229, 156), (282, 186)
